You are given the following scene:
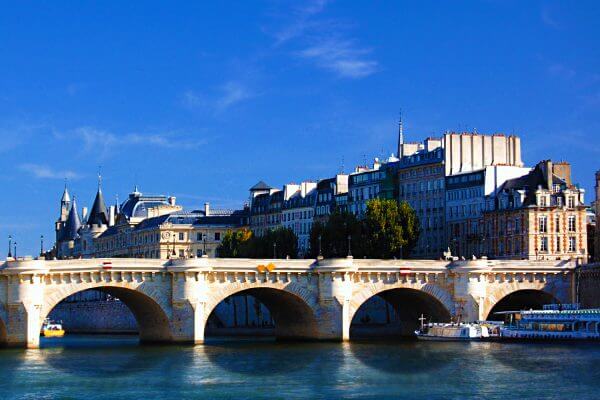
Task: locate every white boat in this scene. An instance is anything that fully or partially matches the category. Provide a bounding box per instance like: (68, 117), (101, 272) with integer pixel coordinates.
(498, 303), (600, 341)
(414, 314), (492, 341)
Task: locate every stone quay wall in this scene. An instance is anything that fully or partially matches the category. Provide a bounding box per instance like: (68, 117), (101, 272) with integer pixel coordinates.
(579, 263), (600, 308)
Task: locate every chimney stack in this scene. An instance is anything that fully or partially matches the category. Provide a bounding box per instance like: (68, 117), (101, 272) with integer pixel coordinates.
(109, 205), (116, 226)
(204, 202), (210, 216)
(545, 160), (553, 190)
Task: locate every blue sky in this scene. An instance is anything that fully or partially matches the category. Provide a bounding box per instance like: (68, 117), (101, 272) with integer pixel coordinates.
(1, 1), (599, 256)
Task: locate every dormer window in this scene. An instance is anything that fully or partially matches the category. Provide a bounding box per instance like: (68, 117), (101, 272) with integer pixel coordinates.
(568, 196), (575, 208)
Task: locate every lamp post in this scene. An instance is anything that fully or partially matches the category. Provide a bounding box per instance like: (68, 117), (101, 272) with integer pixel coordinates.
(40, 235), (44, 257)
(535, 247), (539, 261)
(273, 242), (277, 259)
(8, 235), (12, 258)
(318, 234), (322, 258)
(14, 242), (17, 259)
(203, 234), (207, 256)
(347, 235), (352, 257)
(400, 243), (403, 259)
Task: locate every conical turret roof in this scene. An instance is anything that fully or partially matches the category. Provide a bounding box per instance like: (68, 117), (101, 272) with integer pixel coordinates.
(64, 197), (82, 241)
(87, 187), (109, 226)
(61, 185), (71, 203)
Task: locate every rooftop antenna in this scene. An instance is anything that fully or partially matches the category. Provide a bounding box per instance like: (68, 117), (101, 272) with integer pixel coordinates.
(363, 154), (367, 167)
(340, 156), (345, 174)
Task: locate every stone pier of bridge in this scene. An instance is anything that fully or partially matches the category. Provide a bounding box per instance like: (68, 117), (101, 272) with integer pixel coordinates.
(0, 257), (576, 348)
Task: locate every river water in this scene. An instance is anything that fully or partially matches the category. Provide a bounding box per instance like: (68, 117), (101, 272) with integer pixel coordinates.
(0, 336), (598, 399)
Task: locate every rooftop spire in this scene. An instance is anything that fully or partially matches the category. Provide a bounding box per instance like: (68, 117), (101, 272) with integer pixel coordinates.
(397, 109), (404, 158)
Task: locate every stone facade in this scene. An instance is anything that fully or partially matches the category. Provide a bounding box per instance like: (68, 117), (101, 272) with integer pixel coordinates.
(0, 257), (576, 348)
(54, 186), (248, 260)
(483, 161), (588, 262)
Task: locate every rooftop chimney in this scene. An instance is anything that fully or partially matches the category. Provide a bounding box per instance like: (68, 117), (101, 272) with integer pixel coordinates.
(204, 202), (210, 216)
(109, 205), (116, 226)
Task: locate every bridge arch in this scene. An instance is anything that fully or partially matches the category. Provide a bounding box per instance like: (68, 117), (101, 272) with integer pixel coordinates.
(485, 288), (560, 320)
(202, 282), (319, 341)
(42, 283), (172, 343)
(349, 283), (454, 338)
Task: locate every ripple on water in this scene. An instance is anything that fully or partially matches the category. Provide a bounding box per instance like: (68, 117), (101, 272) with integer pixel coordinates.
(0, 335), (598, 400)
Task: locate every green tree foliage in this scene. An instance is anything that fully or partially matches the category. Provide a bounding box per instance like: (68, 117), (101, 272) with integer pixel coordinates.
(217, 227), (298, 258)
(363, 198), (420, 258)
(309, 199), (420, 259)
(309, 210), (365, 258)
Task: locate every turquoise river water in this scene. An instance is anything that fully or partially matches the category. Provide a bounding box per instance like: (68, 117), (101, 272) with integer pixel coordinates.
(0, 335), (598, 399)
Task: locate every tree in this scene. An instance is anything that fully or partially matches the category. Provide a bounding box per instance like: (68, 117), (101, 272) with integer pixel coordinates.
(363, 198), (420, 258)
(308, 209), (365, 258)
(217, 227), (298, 259)
(217, 228), (253, 257)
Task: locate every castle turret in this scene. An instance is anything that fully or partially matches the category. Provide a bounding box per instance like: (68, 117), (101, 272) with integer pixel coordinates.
(60, 184), (71, 223)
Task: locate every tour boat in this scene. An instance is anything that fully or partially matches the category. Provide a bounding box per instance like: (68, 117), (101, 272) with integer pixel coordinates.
(41, 319), (65, 338)
(414, 314), (492, 341)
(498, 304), (600, 341)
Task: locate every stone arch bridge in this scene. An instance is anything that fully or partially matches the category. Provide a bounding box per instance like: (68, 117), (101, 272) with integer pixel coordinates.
(0, 257), (577, 348)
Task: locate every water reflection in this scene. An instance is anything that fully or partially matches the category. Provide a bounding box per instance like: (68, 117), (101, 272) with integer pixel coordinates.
(201, 339), (320, 376)
(488, 341), (600, 378)
(349, 340), (455, 374)
(38, 335), (173, 378)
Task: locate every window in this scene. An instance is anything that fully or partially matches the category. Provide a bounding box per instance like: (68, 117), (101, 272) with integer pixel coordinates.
(568, 216), (576, 232)
(556, 237), (561, 253)
(539, 216), (547, 233)
(540, 237), (548, 252)
(215, 232), (221, 241)
(539, 196), (547, 207)
(569, 237), (576, 252)
(514, 218), (521, 234)
(568, 196), (575, 208)
(196, 249), (203, 257)
(555, 216), (561, 233)
(179, 232), (185, 241)
(196, 232), (203, 241)
(179, 249), (185, 258)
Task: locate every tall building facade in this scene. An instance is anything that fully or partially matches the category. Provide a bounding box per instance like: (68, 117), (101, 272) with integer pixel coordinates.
(396, 132), (525, 259)
(445, 165), (531, 258)
(483, 160), (588, 262)
(398, 140), (446, 258)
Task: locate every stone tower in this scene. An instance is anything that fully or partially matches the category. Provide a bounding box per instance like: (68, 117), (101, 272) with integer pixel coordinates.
(55, 185), (71, 243)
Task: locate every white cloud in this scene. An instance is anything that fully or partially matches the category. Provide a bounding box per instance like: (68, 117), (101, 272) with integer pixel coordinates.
(183, 81), (254, 112)
(297, 39), (378, 79)
(55, 127), (208, 159)
(272, 0), (330, 45)
(268, 0), (378, 79)
(19, 163), (81, 180)
(216, 81), (253, 110)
